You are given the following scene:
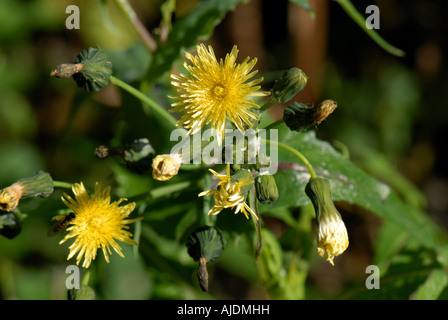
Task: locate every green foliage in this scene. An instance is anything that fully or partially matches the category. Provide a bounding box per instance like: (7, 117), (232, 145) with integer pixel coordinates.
(145, 0), (249, 84)
(0, 0), (446, 301)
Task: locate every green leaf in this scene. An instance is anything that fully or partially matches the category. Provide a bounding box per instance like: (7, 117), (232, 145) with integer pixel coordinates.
(106, 44), (151, 83)
(145, 0), (248, 84)
(372, 220), (409, 272)
(258, 228), (283, 287)
(269, 129), (445, 248)
(411, 269), (448, 300)
(337, 247), (440, 299)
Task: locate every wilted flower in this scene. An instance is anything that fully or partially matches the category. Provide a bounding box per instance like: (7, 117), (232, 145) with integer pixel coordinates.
(0, 171), (53, 212)
(152, 153), (183, 181)
(170, 43), (269, 145)
(305, 177), (349, 266)
(59, 182), (141, 268)
(199, 164), (257, 220)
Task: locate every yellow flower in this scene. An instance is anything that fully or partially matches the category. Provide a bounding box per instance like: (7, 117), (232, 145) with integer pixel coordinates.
(305, 177), (349, 266)
(59, 182), (142, 268)
(170, 43), (269, 145)
(199, 164), (257, 220)
(152, 153), (183, 181)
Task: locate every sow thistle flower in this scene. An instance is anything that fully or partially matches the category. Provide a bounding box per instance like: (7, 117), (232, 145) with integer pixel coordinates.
(305, 177), (349, 266)
(199, 164), (257, 220)
(170, 43), (269, 145)
(59, 182), (142, 268)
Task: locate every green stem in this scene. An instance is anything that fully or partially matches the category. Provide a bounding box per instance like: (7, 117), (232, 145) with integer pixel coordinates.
(201, 173), (211, 226)
(109, 75), (177, 129)
(334, 0), (405, 57)
(149, 181), (191, 199)
(259, 98), (275, 113)
(127, 181), (192, 204)
(81, 270), (91, 286)
(264, 139), (317, 179)
(248, 186), (262, 262)
(113, 0), (157, 53)
(263, 118), (285, 130)
(53, 181), (73, 189)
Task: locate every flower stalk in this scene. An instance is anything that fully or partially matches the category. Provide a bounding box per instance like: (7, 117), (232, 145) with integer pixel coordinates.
(109, 75), (177, 128)
(263, 139), (317, 179)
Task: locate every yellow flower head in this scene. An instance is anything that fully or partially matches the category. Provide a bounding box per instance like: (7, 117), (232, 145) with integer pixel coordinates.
(152, 153), (183, 181)
(305, 177), (349, 266)
(60, 182), (141, 268)
(170, 43), (269, 145)
(199, 164), (257, 220)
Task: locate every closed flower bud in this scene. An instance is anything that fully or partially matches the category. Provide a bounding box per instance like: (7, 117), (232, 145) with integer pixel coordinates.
(255, 174), (279, 204)
(73, 48), (112, 92)
(0, 171), (54, 212)
(283, 99), (337, 132)
(283, 102), (316, 132)
(52, 48), (112, 92)
(95, 138), (155, 174)
(305, 177), (349, 266)
(272, 68), (308, 103)
(186, 226), (226, 292)
(152, 153), (183, 181)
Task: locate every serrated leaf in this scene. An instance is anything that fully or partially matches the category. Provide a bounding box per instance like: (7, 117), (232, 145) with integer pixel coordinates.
(145, 0), (247, 84)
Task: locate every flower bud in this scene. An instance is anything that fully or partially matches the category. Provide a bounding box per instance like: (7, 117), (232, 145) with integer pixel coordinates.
(51, 48), (112, 92)
(305, 177), (348, 266)
(73, 48), (112, 92)
(0, 171), (54, 212)
(95, 138), (155, 174)
(283, 102), (315, 132)
(272, 68), (308, 103)
(255, 174), (279, 204)
(186, 226), (226, 292)
(283, 99), (337, 132)
(152, 153), (183, 181)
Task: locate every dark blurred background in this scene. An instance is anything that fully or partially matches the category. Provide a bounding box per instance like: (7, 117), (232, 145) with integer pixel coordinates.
(0, 0), (447, 299)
